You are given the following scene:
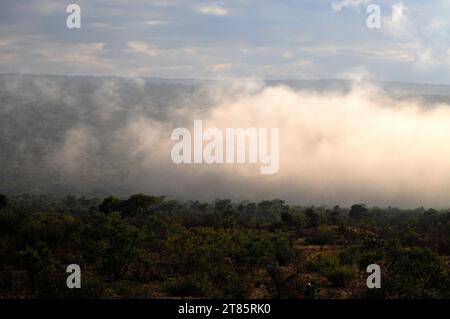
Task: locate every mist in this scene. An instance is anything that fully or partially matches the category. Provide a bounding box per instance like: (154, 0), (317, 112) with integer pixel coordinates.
(2, 74), (450, 208)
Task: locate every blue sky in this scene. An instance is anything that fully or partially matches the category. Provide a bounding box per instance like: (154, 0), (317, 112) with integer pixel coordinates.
(1, 0), (450, 83)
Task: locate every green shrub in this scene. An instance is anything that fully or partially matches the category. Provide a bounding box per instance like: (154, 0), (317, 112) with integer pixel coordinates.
(308, 254), (339, 274)
(325, 265), (354, 287)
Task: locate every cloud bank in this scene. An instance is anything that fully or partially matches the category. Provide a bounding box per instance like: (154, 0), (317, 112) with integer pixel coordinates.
(2, 75), (450, 208)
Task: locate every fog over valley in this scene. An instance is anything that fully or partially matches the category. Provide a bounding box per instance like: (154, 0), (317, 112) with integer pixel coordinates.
(2, 74), (450, 208)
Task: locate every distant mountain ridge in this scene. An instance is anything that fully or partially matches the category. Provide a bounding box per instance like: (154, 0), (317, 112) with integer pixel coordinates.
(2, 73), (450, 96)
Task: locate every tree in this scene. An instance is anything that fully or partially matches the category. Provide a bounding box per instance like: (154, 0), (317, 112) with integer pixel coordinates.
(382, 246), (449, 298)
(99, 194), (164, 217)
(305, 208), (320, 228)
(329, 205), (341, 225)
(99, 196), (123, 214)
(79, 212), (142, 281)
(350, 204), (368, 220)
(121, 194), (164, 217)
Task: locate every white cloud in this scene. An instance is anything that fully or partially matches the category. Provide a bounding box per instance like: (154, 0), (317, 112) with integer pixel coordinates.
(382, 2), (450, 69)
(91, 22), (110, 29)
(332, 0), (370, 12)
(117, 81), (450, 207)
(385, 3), (411, 34)
(144, 20), (164, 26)
(392, 3), (405, 25)
(282, 51), (293, 59)
(211, 63), (232, 72)
(127, 41), (160, 57)
(197, 4), (229, 16)
(35, 42), (109, 70)
(34, 0), (64, 15)
(295, 59), (313, 68)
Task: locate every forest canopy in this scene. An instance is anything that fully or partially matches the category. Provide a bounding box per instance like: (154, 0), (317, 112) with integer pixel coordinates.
(0, 193), (449, 299)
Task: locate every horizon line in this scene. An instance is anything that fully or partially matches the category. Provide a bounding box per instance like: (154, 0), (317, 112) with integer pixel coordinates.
(2, 72), (450, 87)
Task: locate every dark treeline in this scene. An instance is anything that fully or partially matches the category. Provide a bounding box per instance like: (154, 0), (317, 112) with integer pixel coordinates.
(0, 193), (449, 299)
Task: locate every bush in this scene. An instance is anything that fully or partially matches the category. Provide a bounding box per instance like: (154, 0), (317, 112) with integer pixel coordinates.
(308, 254), (355, 288)
(325, 265), (354, 287)
(308, 254), (339, 274)
(305, 225), (336, 245)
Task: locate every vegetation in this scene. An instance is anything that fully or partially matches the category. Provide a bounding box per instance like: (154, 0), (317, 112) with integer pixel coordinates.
(0, 194), (449, 299)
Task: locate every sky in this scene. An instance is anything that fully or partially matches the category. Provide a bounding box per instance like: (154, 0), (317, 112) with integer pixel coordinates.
(1, 0), (450, 83)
